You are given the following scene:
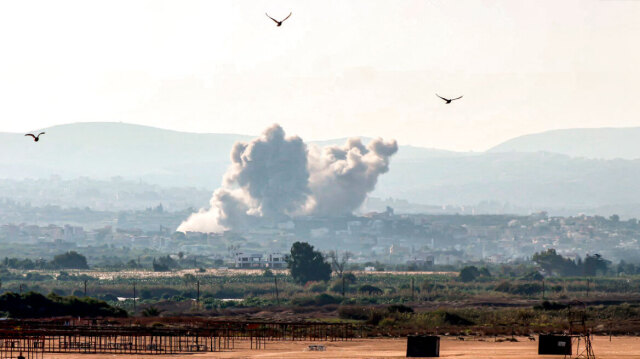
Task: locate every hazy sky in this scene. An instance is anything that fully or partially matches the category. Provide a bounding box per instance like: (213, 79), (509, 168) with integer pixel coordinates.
(1, 0), (639, 151)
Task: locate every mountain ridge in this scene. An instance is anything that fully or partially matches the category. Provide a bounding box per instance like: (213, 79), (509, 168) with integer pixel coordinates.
(4, 122), (640, 217)
(488, 127), (640, 159)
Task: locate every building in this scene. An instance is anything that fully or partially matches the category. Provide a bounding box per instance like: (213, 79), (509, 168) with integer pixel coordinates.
(234, 252), (289, 269)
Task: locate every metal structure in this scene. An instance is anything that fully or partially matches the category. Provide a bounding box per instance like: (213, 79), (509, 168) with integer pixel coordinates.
(0, 319), (357, 356)
(0, 336), (44, 359)
(567, 301), (596, 359)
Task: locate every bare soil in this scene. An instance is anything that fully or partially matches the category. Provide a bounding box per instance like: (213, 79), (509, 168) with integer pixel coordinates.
(46, 336), (640, 358)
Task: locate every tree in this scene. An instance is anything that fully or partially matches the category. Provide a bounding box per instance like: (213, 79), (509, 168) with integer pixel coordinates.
(328, 250), (352, 278)
(532, 249), (579, 276)
(50, 251), (89, 269)
(287, 242), (331, 284)
(584, 254), (609, 276)
(142, 306), (163, 317)
(358, 284), (383, 295)
(152, 256), (176, 272)
(459, 266), (480, 282)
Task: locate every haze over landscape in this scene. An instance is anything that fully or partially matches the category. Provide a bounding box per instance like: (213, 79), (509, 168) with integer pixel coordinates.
(2, 1), (640, 151)
(2, 1), (640, 357)
(4, 122), (640, 218)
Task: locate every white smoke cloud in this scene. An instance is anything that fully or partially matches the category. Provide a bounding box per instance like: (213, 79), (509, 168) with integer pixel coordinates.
(307, 137), (398, 216)
(178, 124), (397, 233)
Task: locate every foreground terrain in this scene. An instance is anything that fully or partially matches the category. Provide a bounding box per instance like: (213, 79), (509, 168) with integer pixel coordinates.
(45, 336), (638, 359)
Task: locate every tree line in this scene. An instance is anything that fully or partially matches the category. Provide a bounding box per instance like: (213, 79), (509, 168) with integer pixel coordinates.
(2, 251), (89, 270)
(0, 291), (126, 318)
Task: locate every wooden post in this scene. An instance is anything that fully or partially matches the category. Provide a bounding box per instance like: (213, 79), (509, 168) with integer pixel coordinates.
(274, 276), (280, 305)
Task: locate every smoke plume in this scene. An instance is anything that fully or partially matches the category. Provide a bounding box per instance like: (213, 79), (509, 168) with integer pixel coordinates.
(178, 124), (397, 233)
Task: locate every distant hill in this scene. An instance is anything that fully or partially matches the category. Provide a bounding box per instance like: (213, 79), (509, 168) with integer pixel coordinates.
(4, 122), (640, 217)
(0, 122), (254, 188)
(488, 127), (640, 159)
(0, 122), (452, 188)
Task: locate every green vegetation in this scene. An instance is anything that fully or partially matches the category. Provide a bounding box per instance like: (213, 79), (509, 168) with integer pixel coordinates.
(533, 249), (609, 276)
(3, 251), (89, 270)
(153, 256), (177, 272)
(0, 291), (126, 318)
(458, 266), (491, 282)
(50, 251), (89, 269)
(287, 242), (332, 284)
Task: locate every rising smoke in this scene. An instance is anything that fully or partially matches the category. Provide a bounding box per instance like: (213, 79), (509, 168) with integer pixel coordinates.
(177, 124), (397, 233)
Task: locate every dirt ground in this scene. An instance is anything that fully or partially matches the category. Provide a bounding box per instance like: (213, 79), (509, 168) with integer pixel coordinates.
(45, 336), (640, 359)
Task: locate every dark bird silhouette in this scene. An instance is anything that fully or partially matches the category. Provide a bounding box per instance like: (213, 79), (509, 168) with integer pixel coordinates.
(436, 94), (463, 104)
(25, 132), (45, 142)
(266, 12), (292, 27)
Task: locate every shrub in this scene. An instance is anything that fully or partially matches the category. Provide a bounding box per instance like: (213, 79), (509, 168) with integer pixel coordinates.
(358, 284), (383, 295)
(314, 293), (341, 306)
(141, 306), (163, 317)
(291, 296), (316, 307)
(139, 289), (153, 300)
(306, 281), (328, 293)
(0, 292), (127, 318)
(388, 304), (414, 313)
(522, 271), (544, 281)
(442, 312), (474, 326)
(343, 272), (357, 284)
(329, 280), (350, 294)
(534, 301), (568, 311)
(338, 305), (370, 320)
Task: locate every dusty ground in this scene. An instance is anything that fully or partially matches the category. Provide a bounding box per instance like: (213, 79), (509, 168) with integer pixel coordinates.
(45, 336), (640, 358)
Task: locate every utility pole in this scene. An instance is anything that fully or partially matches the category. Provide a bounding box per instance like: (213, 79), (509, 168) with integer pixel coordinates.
(411, 278), (415, 301)
(586, 278), (590, 298)
(274, 276), (280, 305)
(133, 283), (137, 315)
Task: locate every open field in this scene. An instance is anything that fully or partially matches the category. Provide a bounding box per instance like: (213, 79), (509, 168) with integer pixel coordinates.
(44, 336), (640, 359)
(18, 269), (457, 281)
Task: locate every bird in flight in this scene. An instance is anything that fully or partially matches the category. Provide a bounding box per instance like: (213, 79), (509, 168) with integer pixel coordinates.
(436, 94), (463, 104)
(25, 132), (45, 142)
(266, 12), (292, 27)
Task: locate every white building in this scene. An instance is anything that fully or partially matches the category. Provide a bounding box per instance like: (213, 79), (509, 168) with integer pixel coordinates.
(234, 252), (289, 269)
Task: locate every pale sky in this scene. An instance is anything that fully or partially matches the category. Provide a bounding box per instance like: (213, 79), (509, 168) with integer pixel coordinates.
(1, 0), (639, 151)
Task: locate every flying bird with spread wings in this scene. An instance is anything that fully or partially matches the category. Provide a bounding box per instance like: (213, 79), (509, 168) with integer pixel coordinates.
(25, 132), (45, 142)
(266, 12), (292, 27)
(436, 94), (463, 104)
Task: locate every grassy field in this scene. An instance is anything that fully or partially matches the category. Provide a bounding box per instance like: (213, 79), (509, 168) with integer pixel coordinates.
(4, 268), (640, 336)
